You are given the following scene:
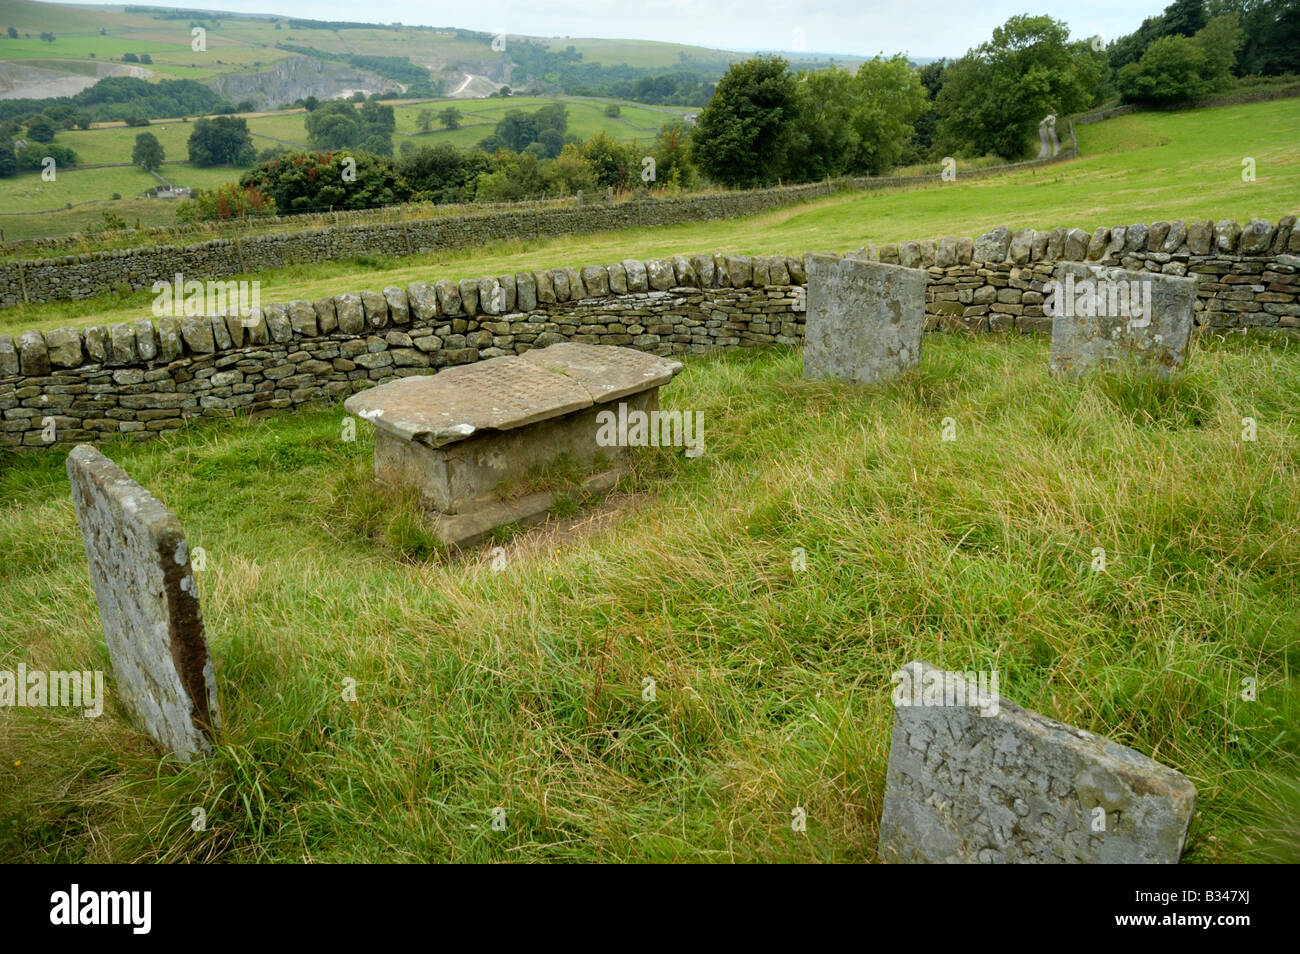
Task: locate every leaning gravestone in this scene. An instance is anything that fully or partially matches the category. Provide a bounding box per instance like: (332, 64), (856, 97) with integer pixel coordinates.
(879, 661), (1197, 863)
(67, 445), (220, 761)
(803, 254), (927, 385)
(1048, 262), (1197, 379)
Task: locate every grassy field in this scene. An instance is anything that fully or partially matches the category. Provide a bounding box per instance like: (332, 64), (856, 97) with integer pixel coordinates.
(0, 335), (1296, 862)
(541, 36), (736, 69)
(0, 161), (247, 217)
(5, 97), (1297, 337)
(0, 96), (695, 243)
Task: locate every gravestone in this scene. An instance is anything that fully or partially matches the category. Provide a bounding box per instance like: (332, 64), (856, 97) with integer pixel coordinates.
(345, 342), (683, 547)
(66, 445), (220, 761)
(878, 661), (1197, 863)
(803, 254), (927, 386)
(1048, 262), (1197, 378)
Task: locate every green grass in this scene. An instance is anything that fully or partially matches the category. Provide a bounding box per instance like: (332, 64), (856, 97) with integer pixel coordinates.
(58, 121), (210, 166)
(1, 334), (1296, 862)
(6, 97), (1296, 337)
(0, 161), (244, 218)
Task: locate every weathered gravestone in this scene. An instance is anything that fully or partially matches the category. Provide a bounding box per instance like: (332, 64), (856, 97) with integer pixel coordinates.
(1048, 262), (1197, 379)
(879, 661), (1197, 864)
(802, 254), (927, 385)
(67, 445), (220, 760)
(344, 342), (683, 547)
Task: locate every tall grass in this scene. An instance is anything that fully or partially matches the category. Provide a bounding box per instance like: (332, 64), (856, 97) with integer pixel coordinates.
(0, 332), (1296, 862)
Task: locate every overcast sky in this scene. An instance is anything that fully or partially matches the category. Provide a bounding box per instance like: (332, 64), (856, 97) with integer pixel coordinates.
(56, 0), (1163, 59)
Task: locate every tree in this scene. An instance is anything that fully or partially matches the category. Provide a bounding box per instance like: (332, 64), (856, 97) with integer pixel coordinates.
(302, 96), (319, 112)
(580, 131), (638, 190)
(473, 150), (545, 201)
(0, 145), (16, 178)
(785, 67), (860, 181)
(1117, 34), (1211, 103)
(122, 52), (138, 62)
(651, 119), (695, 188)
(1163, 0), (1209, 37)
(438, 106), (462, 129)
(545, 142), (598, 196)
(16, 142), (77, 170)
(39, 32), (54, 44)
(187, 115), (255, 166)
(1195, 12), (1244, 88)
(236, 99), (256, 112)
(306, 101), (361, 150)
(691, 55), (799, 187)
(909, 59), (948, 160)
(397, 142), (490, 203)
(139, 53), (152, 64)
(1235, 0), (1300, 76)
(604, 103), (620, 117)
(25, 117), (55, 143)
(132, 131), (164, 171)
(43, 104), (77, 128)
(847, 56), (930, 175)
(123, 115), (149, 127)
(416, 109), (434, 132)
(176, 182), (275, 223)
(936, 15), (1102, 160)
(6, 27), (17, 39)
(239, 151), (411, 213)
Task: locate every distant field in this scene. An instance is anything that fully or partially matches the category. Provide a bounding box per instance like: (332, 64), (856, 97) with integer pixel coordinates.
(542, 36), (736, 69)
(59, 121), (198, 165)
(0, 94), (699, 242)
(0, 33), (188, 60)
(0, 160), (242, 223)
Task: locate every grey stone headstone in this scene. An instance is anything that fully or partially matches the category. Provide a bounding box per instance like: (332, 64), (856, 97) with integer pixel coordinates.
(803, 255), (926, 386)
(1048, 262), (1197, 379)
(66, 445), (220, 761)
(879, 661), (1196, 864)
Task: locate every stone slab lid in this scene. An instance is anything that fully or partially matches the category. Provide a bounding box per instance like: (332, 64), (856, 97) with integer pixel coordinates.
(518, 341), (682, 403)
(343, 343), (682, 448)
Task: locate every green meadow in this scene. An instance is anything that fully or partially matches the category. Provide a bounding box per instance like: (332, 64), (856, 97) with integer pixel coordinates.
(1, 335), (1296, 862)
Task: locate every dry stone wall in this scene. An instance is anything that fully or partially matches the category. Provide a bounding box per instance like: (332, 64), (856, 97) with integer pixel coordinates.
(2, 216), (1296, 451)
